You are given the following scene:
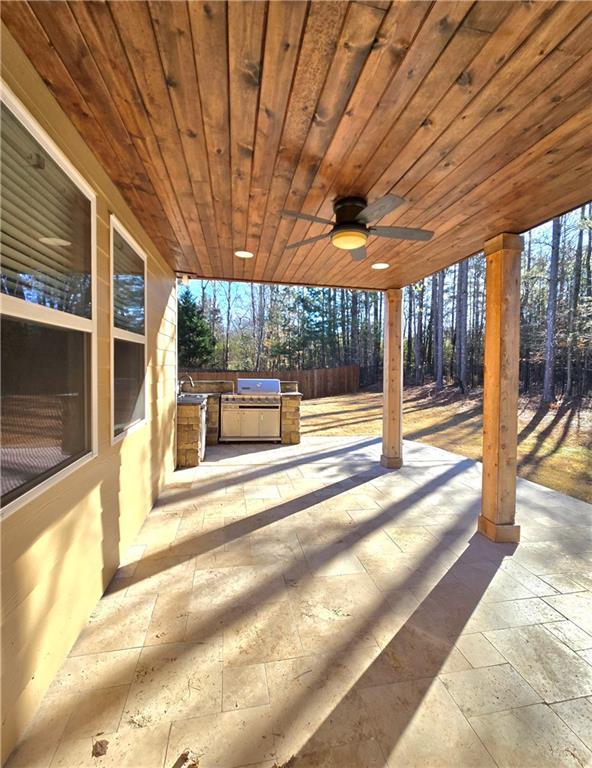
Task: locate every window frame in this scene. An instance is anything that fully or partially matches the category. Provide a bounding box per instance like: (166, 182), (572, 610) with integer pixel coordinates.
(110, 215), (148, 443)
(0, 82), (98, 518)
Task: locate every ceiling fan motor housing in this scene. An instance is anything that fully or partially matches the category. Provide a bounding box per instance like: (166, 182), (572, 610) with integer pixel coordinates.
(330, 197), (370, 250)
(333, 196), (367, 224)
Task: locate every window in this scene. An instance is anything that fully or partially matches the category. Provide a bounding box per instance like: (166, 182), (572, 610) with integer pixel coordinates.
(111, 219), (146, 439)
(0, 87), (96, 511)
(1, 318), (91, 505)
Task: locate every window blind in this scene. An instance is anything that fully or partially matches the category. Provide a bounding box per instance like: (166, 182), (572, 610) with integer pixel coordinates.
(113, 229), (145, 335)
(0, 103), (92, 318)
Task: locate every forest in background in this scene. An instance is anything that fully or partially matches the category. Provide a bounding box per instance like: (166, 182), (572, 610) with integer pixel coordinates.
(180, 202), (592, 400)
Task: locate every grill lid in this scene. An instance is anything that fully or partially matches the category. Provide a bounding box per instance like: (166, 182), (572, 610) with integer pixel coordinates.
(236, 378), (281, 394)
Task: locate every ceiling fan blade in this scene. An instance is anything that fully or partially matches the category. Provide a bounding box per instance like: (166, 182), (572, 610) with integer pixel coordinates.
(285, 232), (331, 249)
(280, 209), (334, 226)
(356, 194), (405, 223)
(351, 246), (367, 261)
(371, 225), (433, 241)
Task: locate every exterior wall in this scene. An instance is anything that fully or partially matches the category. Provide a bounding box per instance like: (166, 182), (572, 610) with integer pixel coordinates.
(0, 27), (177, 762)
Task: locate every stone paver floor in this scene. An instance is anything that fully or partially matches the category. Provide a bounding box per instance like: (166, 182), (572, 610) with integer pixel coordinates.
(8, 437), (592, 768)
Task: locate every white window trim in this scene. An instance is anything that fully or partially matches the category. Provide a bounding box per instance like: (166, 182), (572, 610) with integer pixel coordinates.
(110, 215), (148, 444)
(0, 82), (98, 519)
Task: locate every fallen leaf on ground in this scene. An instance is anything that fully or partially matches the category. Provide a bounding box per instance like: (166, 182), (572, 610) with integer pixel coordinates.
(170, 748), (200, 768)
(91, 739), (109, 758)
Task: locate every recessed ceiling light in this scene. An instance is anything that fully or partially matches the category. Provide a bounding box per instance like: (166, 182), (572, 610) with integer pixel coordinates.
(372, 262), (390, 270)
(234, 250), (254, 259)
(39, 237), (71, 247)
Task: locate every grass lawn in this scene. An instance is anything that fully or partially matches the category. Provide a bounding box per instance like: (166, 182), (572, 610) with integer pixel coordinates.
(300, 385), (591, 504)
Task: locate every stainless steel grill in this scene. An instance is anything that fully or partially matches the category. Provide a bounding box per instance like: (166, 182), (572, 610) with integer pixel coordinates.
(220, 379), (281, 441)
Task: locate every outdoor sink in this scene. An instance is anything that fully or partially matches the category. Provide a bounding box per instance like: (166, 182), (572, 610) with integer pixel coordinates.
(177, 393), (206, 406)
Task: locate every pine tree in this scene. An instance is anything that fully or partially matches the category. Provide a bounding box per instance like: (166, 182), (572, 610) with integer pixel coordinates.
(178, 287), (215, 368)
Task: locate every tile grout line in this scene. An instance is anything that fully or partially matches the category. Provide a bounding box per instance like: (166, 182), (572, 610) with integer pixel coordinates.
(161, 721), (174, 768)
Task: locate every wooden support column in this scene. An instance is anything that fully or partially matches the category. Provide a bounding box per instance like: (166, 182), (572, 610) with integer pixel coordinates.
(381, 288), (403, 468)
(479, 233), (523, 543)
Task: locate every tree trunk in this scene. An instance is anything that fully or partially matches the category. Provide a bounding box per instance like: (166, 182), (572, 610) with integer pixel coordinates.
(431, 274), (438, 380)
(340, 289), (348, 364)
(351, 291), (359, 365)
(363, 290), (371, 373)
(542, 216), (561, 403)
(435, 270), (444, 390)
(414, 280), (424, 384)
(566, 207), (585, 396)
(373, 293), (381, 382)
(586, 202), (592, 299)
(406, 285), (414, 380)
(223, 283), (232, 368)
(522, 230), (532, 393)
(456, 260), (469, 392)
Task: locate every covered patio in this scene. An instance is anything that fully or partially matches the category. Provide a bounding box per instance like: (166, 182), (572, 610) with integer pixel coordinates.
(8, 436), (592, 767)
(2, 1), (592, 765)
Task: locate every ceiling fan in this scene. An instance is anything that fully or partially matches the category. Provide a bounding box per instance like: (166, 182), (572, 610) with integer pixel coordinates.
(281, 194), (433, 261)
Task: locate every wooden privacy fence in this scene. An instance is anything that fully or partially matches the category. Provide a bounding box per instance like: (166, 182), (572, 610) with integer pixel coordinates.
(180, 365), (360, 400)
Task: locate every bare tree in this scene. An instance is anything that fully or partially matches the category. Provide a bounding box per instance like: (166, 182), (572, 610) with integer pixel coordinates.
(566, 207), (585, 396)
(586, 202), (592, 299)
(223, 282), (233, 369)
(435, 270), (444, 390)
(351, 291), (359, 364)
(429, 274), (437, 377)
(250, 283), (267, 370)
(406, 284), (414, 377)
(542, 216), (562, 403)
(455, 260), (469, 392)
(414, 280), (424, 384)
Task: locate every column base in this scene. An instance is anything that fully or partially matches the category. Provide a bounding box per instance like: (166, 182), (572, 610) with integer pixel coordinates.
(380, 454), (402, 469)
(478, 515), (520, 543)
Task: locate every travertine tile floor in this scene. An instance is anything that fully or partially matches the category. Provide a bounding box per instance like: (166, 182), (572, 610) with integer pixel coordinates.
(8, 437), (592, 768)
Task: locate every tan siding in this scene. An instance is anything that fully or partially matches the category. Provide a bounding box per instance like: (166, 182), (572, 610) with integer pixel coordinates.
(0, 25), (177, 761)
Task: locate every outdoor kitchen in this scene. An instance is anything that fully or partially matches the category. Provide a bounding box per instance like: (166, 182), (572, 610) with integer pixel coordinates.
(176, 376), (302, 468)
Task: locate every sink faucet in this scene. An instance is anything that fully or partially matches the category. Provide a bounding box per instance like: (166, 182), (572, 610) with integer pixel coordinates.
(178, 373), (195, 395)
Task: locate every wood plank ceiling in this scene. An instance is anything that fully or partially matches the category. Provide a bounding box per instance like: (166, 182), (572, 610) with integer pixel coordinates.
(2, 1), (592, 289)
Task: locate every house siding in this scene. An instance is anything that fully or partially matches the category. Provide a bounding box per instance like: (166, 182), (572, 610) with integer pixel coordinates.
(0, 25), (177, 762)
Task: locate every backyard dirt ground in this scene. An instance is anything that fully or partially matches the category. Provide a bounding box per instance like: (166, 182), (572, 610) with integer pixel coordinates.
(300, 385), (591, 504)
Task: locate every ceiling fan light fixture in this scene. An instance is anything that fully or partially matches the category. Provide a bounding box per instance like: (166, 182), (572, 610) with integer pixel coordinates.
(330, 228), (368, 251)
(371, 262), (390, 270)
